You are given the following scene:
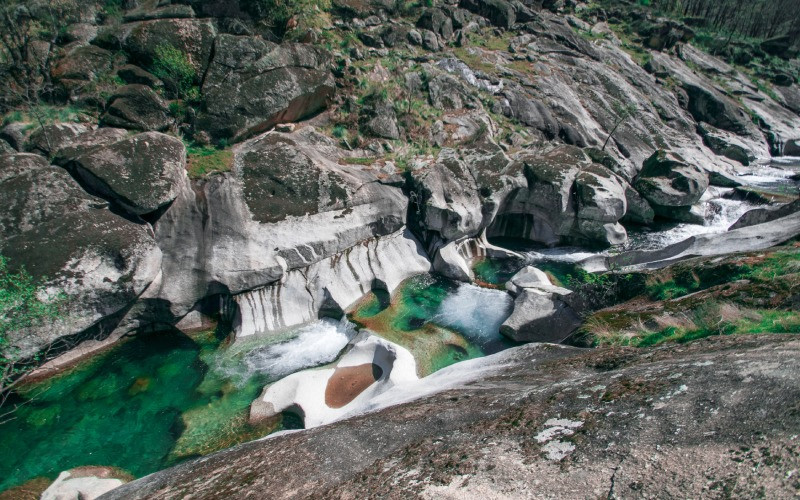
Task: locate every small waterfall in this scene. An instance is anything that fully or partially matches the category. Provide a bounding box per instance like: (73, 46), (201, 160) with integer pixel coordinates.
(215, 318), (358, 385)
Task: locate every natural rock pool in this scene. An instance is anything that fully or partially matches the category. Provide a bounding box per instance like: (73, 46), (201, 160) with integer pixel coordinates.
(0, 275), (515, 493)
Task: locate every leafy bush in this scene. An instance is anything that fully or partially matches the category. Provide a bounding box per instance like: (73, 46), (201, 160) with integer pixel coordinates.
(245, 0), (332, 35)
(0, 255), (64, 413)
(151, 44), (196, 99)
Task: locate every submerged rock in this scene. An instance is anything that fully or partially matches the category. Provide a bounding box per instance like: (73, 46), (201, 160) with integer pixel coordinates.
(41, 467), (129, 500)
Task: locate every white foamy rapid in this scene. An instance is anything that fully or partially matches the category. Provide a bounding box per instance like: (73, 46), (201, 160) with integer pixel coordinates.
(432, 283), (513, 346)
(627, 187), (758, 251)
(217, 318), (357, 384)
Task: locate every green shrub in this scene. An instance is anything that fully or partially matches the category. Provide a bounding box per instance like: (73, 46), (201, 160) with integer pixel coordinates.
(245, 0), (332, 34)
(0, 255), (65, 410)
(151, 44), (196, 99)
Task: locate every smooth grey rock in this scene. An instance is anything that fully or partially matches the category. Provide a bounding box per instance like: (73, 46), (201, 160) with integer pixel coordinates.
(103, 336), (800, 499)
(583, 210), (800, 272)
(635, 150), (709, 219)
(500, 287), (581, 343)
(729, 200), (800, 230)
(698, 122), (754, 165)
(505, 265), (551, 295)
(197, 36), (334, 141)
(147, 128), (417, 329)
(623, 184), (655, 225)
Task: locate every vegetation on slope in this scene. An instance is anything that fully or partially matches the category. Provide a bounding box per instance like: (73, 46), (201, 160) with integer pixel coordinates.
(578, 243), (800, 347)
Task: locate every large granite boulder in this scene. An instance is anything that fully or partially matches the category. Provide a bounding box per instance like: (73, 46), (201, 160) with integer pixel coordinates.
(360, 96), (400, 140)
(698, 122), (755, 165)
(197, 36), (334, 141)
(417, 8), (454, 40)
(51, 45), (114, 84)
(64, 132), (187, 216)
(634, 150), (708, 221)
(574, 164), (628, 246)
(0, 154), (161, 358)
(52, 128), (130, 165)
(494, 146), (630, 247)
(460, 0), (516, 28)
(500, 285), (582, 343)
(99, 18), (216, 74)
(683, 83), (751, 135)
(409, 150), (487, 241)
(25, 123), (92, 157)
(101, 85), (171, 131)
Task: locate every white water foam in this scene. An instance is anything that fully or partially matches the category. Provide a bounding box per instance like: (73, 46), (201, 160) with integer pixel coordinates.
(217, 318), (357, 384)
(432, 283), (513, 345)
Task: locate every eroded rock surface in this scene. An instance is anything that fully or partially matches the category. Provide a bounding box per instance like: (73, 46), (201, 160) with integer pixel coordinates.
(102, 336), (800, 499)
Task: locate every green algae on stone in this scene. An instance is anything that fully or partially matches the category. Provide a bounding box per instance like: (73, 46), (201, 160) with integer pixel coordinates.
(349, 275), (485, 377)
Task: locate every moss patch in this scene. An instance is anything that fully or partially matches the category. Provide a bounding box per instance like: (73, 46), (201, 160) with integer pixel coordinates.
(186, 146), (233, 179)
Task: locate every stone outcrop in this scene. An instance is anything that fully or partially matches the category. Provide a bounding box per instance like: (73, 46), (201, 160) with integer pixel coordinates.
(64, 132), (187, 216)
(197, 36), (334, 141)
(101, 85), (171, 131)
(144, 129), (427, 336)
(250, 332), (418, 428)
(634, 150), (709, 222)
(0, 153), (161, 358)
(501, 266), (582, 343)
(495, 146), (630, 247)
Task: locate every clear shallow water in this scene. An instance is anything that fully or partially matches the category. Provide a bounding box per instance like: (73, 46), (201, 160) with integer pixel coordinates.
(349, 274), (517, 375)
(0, 321), (357, 493)
(433, 282), (514, 352)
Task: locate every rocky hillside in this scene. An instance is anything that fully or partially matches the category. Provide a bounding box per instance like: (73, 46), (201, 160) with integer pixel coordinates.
(1, 0), (799, 365)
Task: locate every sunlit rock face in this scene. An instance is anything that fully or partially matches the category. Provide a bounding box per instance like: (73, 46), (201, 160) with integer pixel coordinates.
(138, 127), (426, 337)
